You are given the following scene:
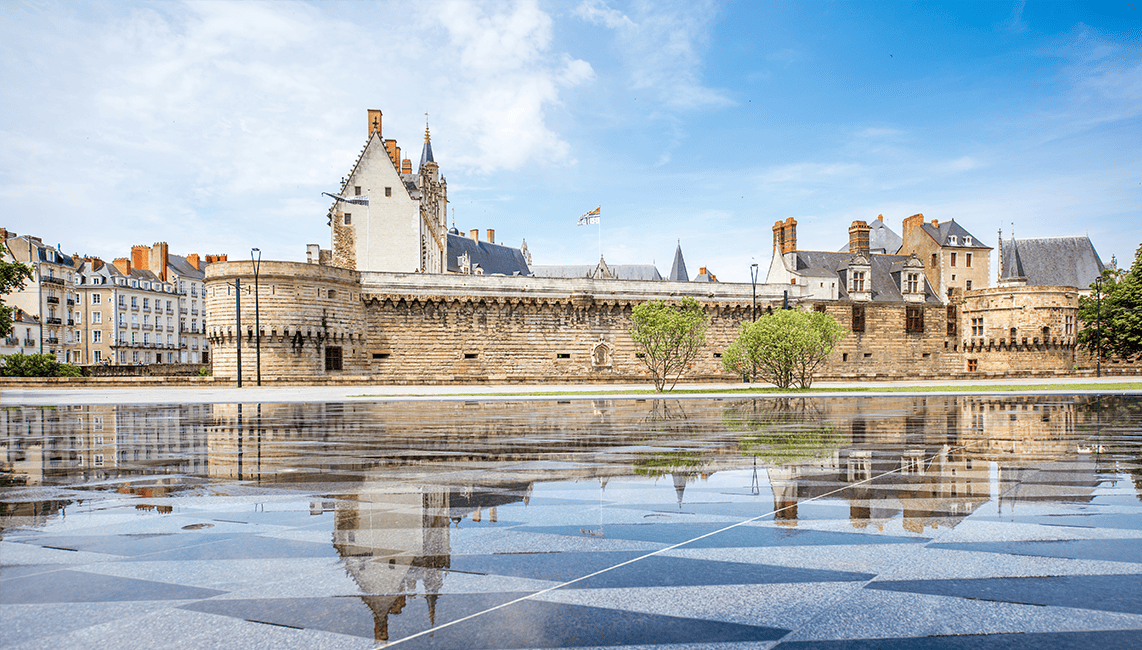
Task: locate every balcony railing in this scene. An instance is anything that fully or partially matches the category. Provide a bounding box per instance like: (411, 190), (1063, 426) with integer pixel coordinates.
(46, 337), (59, 344)
(67, 299), (75, 306)
(4, 336), (19, 346)
(23, 339), (35, 347)
(131, 323), (139, 329)
(179, 307), (188, 314)
(67, 319), (74, 326)
(46, 317), (62, 325)
(46, 296), (60, 304)
(166, 307), (174, 314)
(41, 276), (64, 286)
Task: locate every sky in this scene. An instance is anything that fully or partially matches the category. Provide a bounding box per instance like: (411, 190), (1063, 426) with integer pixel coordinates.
(1, 0), (1138, 283)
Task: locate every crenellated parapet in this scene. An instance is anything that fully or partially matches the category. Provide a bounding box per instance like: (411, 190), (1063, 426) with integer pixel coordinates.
(205, 261), (366, 379)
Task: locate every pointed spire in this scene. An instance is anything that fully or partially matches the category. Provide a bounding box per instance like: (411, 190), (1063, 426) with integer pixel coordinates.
(669, 241), (689, 282)
(418, 113), (435, 171)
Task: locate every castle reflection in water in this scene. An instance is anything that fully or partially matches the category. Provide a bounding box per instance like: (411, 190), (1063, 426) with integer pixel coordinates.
(2, 395), (1138, 641)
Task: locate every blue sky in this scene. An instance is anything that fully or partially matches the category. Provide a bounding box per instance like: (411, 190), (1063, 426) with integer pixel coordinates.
(2, 0), (1138, 282)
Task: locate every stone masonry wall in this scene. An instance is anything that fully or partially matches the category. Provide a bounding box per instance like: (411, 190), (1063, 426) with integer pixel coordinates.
(206, 261), (366, 380)
(960, 284), (1079, 373)
(205, 264), (1082, 383)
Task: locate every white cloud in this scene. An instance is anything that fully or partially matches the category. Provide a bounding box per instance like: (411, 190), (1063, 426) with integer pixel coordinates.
(574, 0), (636, 30)
(573, 0), (731, 110)
(432, 0), (595, 172)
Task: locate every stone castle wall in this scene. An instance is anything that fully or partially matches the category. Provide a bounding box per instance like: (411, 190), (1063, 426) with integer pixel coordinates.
(206, 261), (367, 379)
(959, 284), (1079, 373)
(204, 261), (1084, 383)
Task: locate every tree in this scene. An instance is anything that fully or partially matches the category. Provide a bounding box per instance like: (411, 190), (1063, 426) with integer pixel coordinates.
(0, 241), (33, 338)
(1, 353), (84, 377)
(630, 297), (709, 392)
(1077, 243), (1142, 361)
(722, 309), (847, 389)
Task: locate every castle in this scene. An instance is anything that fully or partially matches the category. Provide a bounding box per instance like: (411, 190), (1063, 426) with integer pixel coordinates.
(204, 110), (1099, 384)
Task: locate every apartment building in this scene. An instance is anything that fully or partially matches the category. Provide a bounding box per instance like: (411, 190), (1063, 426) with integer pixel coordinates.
(2, 232), (84, 363)
(76, 244), (224, 365)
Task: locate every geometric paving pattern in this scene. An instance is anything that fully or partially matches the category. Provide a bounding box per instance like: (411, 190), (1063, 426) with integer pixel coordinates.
(2, 394), (1141, 649)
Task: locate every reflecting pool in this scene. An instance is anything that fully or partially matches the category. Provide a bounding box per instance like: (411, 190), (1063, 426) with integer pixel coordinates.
(2, 395), (1141, 649)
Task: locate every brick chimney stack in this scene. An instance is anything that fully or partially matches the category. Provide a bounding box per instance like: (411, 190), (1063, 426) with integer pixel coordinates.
(131, 245), (149, 273)
(848, 220), (871, 257)
(186, 254), (200, 270)
(902, 213), (925, 241)
(368, 109), (382, 139)
(469, 229), (480, 242)
(112, 258), (131, 275)
(150, 242), (169, 281)
(772, 217), (798, 254)
(486, 229), (495, 244)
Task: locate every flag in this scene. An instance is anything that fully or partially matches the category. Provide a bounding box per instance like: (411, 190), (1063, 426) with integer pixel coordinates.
(577, 206), (601, 226)
(323, 191), (369, 206)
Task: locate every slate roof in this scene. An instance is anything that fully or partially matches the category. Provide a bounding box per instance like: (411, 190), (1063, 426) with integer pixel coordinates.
(167, 253), (206, 280)
(919, 219), (991, 249)
(668, 243), (688, 282)
(791, 251), (941, 303)
(446, 233), (531, 276)
(839, 219), (903, 255)
(1000, 236), (1104, 288)
(529, 264), (664, 281)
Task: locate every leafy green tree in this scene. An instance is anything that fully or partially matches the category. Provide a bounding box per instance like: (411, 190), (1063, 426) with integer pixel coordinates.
(0, 241), (33, 337)
(722, 309), (847, 389)
(630, 297), (709, 392)
(1, 353), (84, 377)
(1077, 243), (1142, 361)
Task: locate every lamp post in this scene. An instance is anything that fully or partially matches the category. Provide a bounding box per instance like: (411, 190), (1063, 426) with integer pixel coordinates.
(1095, 275), (1103, 378)
(233, 278), (241, 387)
(251, 248), (262, 387)
(750, 263), (759, 322)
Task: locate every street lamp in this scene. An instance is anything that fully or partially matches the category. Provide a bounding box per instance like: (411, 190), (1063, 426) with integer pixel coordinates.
(227, 277), (242, 388)
(251, 248), (262, 387)
(1095, 275), (1103, 378)
(750, 262), (759, 322)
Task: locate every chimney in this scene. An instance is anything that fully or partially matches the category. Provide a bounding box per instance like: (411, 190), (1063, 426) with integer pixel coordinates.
(848, 220), (871, 257)
(469, 229), (480, 242)
(486, 229), (495, 244)
(699, 267), (708, 275)
(186, 253), (200, 270)
(385, 139), (398, 165)
(782, 217), (797, 254)
(150, 242), (168, 281)
(0, 228), (13, 241)
(401, 158), (412, 175)
(878, 214), (884, 222)
(367, 109), (383, 139)
(773, 221), (785, 254)
(72, 254), (81, 267)
(931, 218), (939, 227)
(112, 257), (131, 275)
(902, 213), (925, 240)
(131, 245), (149, 273)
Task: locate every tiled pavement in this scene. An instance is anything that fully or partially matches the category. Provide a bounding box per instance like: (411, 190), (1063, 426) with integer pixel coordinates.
(2, 396), (1141, 649)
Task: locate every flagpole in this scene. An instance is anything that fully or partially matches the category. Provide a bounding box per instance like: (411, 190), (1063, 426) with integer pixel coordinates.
(597, 209), (602, 259)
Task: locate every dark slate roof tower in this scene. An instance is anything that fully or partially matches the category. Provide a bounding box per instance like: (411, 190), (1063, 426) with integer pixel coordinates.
(1000, 235), (1104, 289)
(669, 242), (689, 282)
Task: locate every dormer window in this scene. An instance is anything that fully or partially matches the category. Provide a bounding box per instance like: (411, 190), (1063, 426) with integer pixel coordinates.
(948, 235), (958, 246)
(906, 273), (920, 293)
(964, 236), (972, 246)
